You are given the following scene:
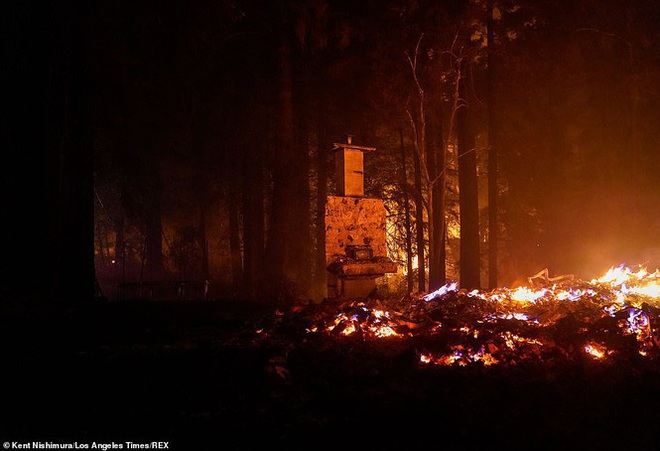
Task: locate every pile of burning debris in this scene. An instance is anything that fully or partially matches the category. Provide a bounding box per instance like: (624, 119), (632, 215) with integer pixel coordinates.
(256, 264), (660, 368)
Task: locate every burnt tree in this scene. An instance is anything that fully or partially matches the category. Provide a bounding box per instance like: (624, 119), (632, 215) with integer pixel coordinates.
(2, 0), (95, 305)
(400, 127), (415, 296)
(486, 0), (498, 288)
(265, 34), (312, 302)
(457, 64), (481, 289)
(427, 96), (447, 290)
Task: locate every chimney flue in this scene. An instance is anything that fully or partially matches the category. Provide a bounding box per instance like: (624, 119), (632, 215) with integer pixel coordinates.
(331, 135), (376, 198)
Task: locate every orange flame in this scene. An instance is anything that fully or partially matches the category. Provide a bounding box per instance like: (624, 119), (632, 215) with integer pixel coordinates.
(307, 264), (660, 366)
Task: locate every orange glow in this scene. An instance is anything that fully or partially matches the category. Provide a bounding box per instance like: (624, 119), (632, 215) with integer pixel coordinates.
(584, 342), (607, 359)
(305, 264), (660, 366)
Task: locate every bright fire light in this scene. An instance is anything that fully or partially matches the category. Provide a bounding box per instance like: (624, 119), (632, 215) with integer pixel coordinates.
(584, 343), (606, 359)
(304, 263), (660, 367)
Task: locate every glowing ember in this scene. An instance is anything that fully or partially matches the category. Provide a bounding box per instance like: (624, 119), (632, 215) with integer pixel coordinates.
(423, 282), (458, 302)
(509, 286), (547, 303)
(292, 264), (660, 367)
(628, 282), (660, 298)
(584, 342), (607, 359)
(625, 308), (649, 337)
(373, 324), (399, 338)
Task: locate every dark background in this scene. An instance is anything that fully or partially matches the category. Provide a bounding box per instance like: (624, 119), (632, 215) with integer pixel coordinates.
(4, 1), (660, 448)
(6, 0), (660, 305)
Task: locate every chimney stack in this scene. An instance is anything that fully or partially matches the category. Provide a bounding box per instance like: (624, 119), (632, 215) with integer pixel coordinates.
(332, 135), (376, 197)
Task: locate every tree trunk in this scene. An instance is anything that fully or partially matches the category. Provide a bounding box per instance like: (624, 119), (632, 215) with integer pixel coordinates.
(265, 36), (312, 302)
(115, 215), (125, 286)
(427, 100), (446, 290)
(457, 67), (481, 289)
(193, 145), (210, 283)
(625, 5), (641, 180)
(293, 90), (312, 297)
(242, 130), (266, 300)
(193, 127), (212, 285)
(265, 37), (294, 301)
(143, 171), (165, 281)
(45, 0), (95, 304)
(412, 134), (426, 293)
(487, 0), (499, 289)
(198, 206), (209, 282)
(314, 111), (328, 302)
(229, 176), (243, 296)
(400, 127), (414, 296)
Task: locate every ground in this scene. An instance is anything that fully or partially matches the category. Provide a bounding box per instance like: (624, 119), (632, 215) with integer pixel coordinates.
(2, 299), (660, 450)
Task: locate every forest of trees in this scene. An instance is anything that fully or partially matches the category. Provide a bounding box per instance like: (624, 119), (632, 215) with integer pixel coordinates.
(5, 0), (660, 306)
